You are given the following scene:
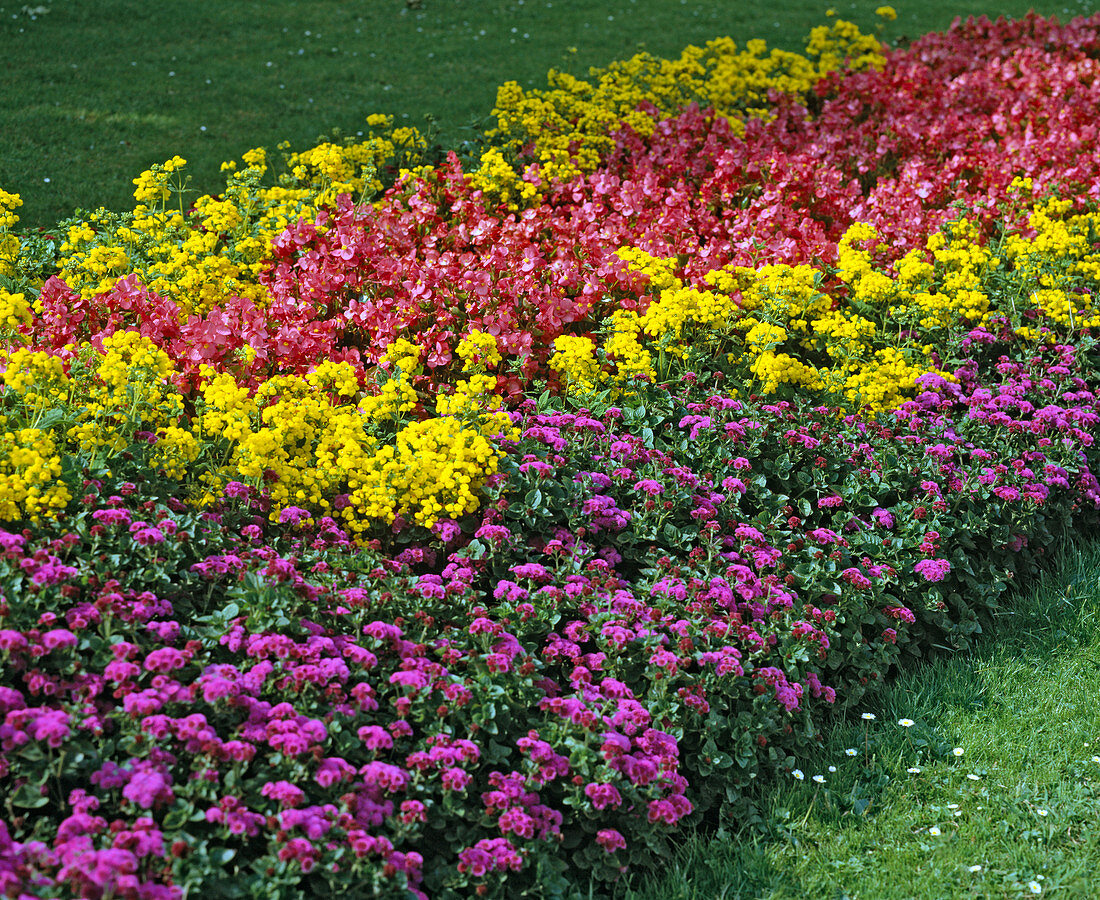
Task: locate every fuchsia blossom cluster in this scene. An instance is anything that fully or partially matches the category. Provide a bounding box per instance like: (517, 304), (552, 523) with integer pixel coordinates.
(3, 11), (1100, 900)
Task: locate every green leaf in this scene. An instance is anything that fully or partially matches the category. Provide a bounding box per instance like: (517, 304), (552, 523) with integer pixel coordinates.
(16, 743), (45, 762)
(205, 846), (236, 866)
(11, 784), (49, 808)
(162, 805), (191, 830)
(37, 407), (66, 429)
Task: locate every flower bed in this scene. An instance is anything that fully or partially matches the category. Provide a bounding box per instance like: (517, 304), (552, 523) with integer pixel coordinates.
(2, 11), (1100, 900)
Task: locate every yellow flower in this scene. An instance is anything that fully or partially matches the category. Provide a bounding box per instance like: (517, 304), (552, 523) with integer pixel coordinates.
(455, 331), (503, 371)
(0, 188), (22, 229)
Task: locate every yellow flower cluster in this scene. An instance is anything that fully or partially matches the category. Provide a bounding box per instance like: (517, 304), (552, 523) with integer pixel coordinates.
(286, 116), (427, 202)
(750, 351), (825, 394)
(640, 284), (739, 355)
(131, 155), (187, 204)
(58, 157), (305, 314)
(0, 426), (71, 523)
(0, 329), (514, 531)
(197, 367), (257, 444)
(614, 246), (683, 292)
(745, 320), (788, 352)
(346, 414), (512, 529)
(0, 188), (21, 229)
(1004, 198), (1100, 330)
(380, 337), (423, 376)
(573, 238), (966, 415)
(0, 342), (73, 523)
(358, 378), (420, 423)
(836, 222), (895, 304)
(0, 289), (32, 333)
(465, 148), (539, 210)
(825, 347), (929, 410)
(1, 347), (70, 423)
(232, 376), (353, 510)
(152, 425), (200, 480)
(549, 335), (602, 392)
(436, 373), (503, 417)
(456, 330), (503, 372)
(483, 20), (884, 196)
(0, 188), (23, 275)
(39, 115), (430, 317)
(715, 263), (831, 331)
(356, 339), (424, 422)
(66, 332), (183, 460)
(189, 349), (514, 532)
(811, 308), (877, 359)
(835, 221), (996, 332)
(603, 309), (653, 385)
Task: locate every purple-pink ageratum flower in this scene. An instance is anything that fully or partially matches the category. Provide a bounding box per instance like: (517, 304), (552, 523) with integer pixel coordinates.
(584, 782), (623, 810)
(223, 481), (251, 500)
(41, 629), (78, 651)
(914, 558), (952, 582)
(260, 781), (305, 807)
(278, 506), (312, 526)
(130, 526), (165, 547)
(91, 508), (132, 528)
(596, 828), (627, 852)
(121, 766), (173, 809)
(441, 768), (472, 792)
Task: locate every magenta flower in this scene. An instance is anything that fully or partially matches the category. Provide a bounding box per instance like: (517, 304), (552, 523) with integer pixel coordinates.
(260, 781), (305, 807)
(840, 568), (872, 590)
(357, 725), (394, 751)
(315, 757), (356, 787)
(596, 829), (627, 852)
(31, 709), (71, 748)
(41, 629), (77, 651)
(278, 506), (312, 526)
(584, 782), (623, 810)
(131, 526), (165, 547)
(914, 558), (951, 582)
(91, 508), (132, 528)
(222, 481), (251, 499)
(121, 767), (173, 809)
(441, 768), (472, 792)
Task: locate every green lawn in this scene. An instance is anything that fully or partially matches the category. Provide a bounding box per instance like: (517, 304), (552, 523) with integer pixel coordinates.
(1, 0), (1097, 227)
(618, 533), (1100, 899)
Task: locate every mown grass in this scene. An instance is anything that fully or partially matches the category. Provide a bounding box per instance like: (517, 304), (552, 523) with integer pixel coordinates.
(618, 533), (1100, 899)
(1, 0), (1097, 227)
